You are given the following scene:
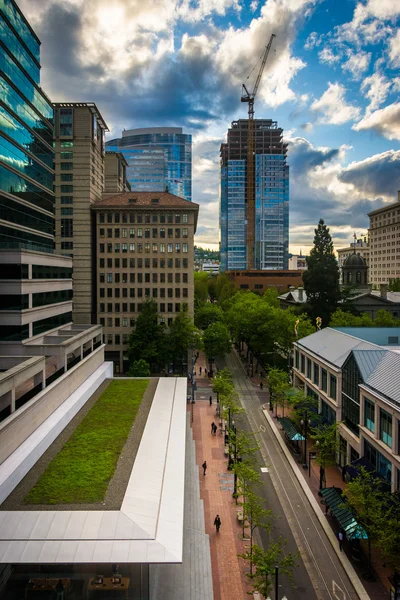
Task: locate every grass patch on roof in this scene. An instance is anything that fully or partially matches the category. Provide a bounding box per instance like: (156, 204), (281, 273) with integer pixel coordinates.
(24, 379), (149, 505)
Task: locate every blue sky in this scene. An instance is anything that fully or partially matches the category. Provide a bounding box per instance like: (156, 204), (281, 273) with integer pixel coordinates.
(20, 0), (400, 253)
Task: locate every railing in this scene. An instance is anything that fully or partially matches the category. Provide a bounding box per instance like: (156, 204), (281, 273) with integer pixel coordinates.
(67, 355), (81, 371)
(45, 367), (65, 386)
(15, 382), (43, 409)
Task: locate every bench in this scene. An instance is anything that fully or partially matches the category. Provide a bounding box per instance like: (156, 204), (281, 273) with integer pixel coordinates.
(236, 509), (244, 522)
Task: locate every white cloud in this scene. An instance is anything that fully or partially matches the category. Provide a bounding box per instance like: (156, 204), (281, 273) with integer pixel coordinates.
(310, 82), (361, 125)
(318, 46), (340, 65)
(360, 71), (392, 112)
(342, 50), (371, 79)
(389, 29), (400, 67)
(353, 103), (400, 140)
(304, 31), (321, 50)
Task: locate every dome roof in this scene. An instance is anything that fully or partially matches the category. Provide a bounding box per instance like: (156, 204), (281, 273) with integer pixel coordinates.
(343, 252), (367, 267)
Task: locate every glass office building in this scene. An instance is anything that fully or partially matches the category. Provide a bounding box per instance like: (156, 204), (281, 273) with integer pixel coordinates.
(0, 0), (55, 251)
(106, 127), (192, 201)
(0, 0), (73, 341)
(220, 119), (289, 271)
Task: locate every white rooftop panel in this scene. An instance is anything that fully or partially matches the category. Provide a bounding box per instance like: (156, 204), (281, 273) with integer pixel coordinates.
(0, 377), (186, 564)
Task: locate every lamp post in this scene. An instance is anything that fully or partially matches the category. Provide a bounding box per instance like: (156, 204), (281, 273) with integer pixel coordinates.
(300, 410), (311, 469)
(232, 420), (237, 498)
(265, 566), (289, 600)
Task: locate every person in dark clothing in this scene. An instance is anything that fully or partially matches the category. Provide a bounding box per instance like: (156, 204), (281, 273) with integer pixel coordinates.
(200, 366), (202, 374)
(214, 515), (221, 532)
(209, 395), (213, 406)
(260, 381), (264, 390)
(211, 421), (216, 434)
(55, 579), (64, 600)
(213, 423), (217, 435)
(202, 460), (207, 475)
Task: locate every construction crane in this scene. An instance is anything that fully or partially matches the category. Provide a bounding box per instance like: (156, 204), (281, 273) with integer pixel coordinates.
(241, 33), (275, 270)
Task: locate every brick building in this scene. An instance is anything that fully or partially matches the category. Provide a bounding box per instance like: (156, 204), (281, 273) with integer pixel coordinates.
(92, 192), (199, 373)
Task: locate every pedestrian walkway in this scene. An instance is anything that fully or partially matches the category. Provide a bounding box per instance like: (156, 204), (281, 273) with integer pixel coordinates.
(190, 393), (252, 600)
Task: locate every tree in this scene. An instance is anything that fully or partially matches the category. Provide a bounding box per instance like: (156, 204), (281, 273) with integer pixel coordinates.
(167, 312), (202, 372)
(388, 278), (400, 292)
(240, 540), (298, 598)
(242, 490), (272, 574)
(203, 321), (231, 361)
(330, 308), (373, 327)
(267, 368), (290, 416)
(374, 309), (400, 327)
(127, 300), (167, 371)
(303, 219), (341, 325)
(194, 303), (224, 330)
(377, 493), (400, 576)
(310, 422), (341, 490)
(127, 359), (150, 377)
(342, 467), (386, 578)
(194, 271), (209, 306)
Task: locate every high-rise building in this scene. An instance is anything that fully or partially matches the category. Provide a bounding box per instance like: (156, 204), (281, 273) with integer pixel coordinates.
(92, 191), (199, 373)
(220, 119), (289, 271)
(368, 192), (400, 285)
(106, 127), (192, 202)
(0, 0), (74, 342)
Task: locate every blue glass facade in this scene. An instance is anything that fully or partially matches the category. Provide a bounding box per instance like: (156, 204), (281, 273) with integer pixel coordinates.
(0, 0), (55, 252)
(106, 127), (192, 201)
(220, 119), (289, 271)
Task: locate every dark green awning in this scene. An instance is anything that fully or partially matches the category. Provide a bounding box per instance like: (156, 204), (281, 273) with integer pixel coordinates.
(320, 487), (368, 540)
(278, 417), (305, 441)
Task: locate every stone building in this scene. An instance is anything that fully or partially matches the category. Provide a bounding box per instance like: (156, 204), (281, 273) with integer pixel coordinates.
(92, 191), (199, 373)
(368, 191), (400, 285)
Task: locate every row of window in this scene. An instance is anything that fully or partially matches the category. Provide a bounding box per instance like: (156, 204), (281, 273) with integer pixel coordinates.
(98, 257), (189, 270)
(295, 351), (337, 401)
(98, 212), (188, 224)
(100, 272), (188, 284)
(99, 227), (188, 239)
(364, 398), (396, 449)
(98, 242), (189, 253)
(99, 302), (187, 314)
(99, 288), (188, 299)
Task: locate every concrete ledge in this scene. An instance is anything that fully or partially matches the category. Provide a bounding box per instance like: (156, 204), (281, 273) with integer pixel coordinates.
(0, 361), (113, 504)
(262, 408), (371, 600)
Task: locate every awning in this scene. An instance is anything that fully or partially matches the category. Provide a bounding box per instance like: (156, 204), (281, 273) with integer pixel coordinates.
(320, 487), (368, 540)
(278, 417), (305, 441)
(344, 457), (391, 493)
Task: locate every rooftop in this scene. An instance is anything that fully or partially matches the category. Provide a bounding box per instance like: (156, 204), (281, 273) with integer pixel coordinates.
(0, 376), (186, 564)
(94, 191), (198, 209)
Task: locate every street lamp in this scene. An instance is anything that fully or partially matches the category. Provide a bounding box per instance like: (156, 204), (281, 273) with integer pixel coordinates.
(231, 420), (237, 498)
(264, 565), (289, 600)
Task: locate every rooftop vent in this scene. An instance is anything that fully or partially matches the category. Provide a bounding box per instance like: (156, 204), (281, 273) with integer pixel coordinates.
(129, 198), (137, 204)
(388, 336), (399, 344)
(151, 198), (160, 204)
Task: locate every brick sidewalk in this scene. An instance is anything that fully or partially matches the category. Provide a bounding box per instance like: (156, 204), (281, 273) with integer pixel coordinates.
(190, 395), (252, 600)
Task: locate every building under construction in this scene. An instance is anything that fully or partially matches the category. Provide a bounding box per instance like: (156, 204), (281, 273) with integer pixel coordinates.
(220, 118), (289, 271)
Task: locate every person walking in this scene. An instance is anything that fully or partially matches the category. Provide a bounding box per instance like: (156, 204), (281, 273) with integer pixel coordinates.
(209, 395), (212, 406)
(338, 530), (344, 551)
(211, 421), (216, 434)
(202, 460), (207, 476)
(260, 381), (264, 390)
(214, 514), (221, 532)
(213, 423), (217, 435)
(55, 579), (64, 600)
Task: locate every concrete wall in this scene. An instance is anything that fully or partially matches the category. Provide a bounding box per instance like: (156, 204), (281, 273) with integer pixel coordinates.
(0, 345), (105, 465)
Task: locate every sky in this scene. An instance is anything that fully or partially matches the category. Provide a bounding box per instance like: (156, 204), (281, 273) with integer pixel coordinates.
(20, 0), (400, 254)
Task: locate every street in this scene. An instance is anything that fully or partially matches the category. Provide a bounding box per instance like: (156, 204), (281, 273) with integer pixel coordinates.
(225, 351), (360, 600)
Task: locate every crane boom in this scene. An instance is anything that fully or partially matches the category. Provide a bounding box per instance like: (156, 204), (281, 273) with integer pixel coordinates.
(241, 33), (275, 270)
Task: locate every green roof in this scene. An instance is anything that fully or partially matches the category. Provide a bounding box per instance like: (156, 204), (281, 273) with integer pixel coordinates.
(320, 487), (368, 540)
(278, 417), (305, 441)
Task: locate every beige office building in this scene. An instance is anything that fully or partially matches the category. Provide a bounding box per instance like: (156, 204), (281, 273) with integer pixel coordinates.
(368, 191), (400, 286)
(92, 192), (199, 373)
(53, 104), (129, 324)
(337, 237), (369, 280)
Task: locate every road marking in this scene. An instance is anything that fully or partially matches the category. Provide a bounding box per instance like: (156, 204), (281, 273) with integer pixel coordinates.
(260, 467), (269, 473)
(260, 424), (266, 432)
(332, 580), (346, 600)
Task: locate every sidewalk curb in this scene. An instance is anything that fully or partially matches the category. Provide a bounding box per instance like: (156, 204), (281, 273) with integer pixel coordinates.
(262, 408), (371, 600)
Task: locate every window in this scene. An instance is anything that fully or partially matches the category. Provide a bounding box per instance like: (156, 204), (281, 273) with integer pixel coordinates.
(137, 228), (143, 238)
(114, 243), (120, 253)
(130, 228), (135, 238)
(307, 358), (312, 379)
(59, 108), (73, 136)
(145, 243), (150, 253)
(160, 228), (166, 238)
(175, 244), (181, 253)
(364, 398), (375, 433)
(295, 350), (299, 369)
(182, 213), (188, 223)
(115, 228), (120, 237)
(61, 219), (73, 237)
(61, 173), (73, 181)
(100, 243), (105, 253)
(175, 228), (180, 238)
(61, 196), (73, 204)
(115, 335), (120, 345)
(321, 368), (327, 392)
(183, 288), (188, 298)
(60, 152), (73, 159)
(183, 228), (188, 238)
(122, 243), (127, 253)
(313, 364), (319, 386)
(301, 354), (305, 374)
(167, 213), (173, 223)
(160, 214), (166, 223)
(145, 228), (150, 238)
(380, 408), (392, 447)
(175, 303), (180, 312)
(160, 243), (165, 253)
(175, 258), (180, 268)
(100, 303), (105, 312)
(321, 400), (336, 425)
(115, 213), (120, 223)
(130, 243), (135, 252)
(122, 318), (128, 327)
(329, 375), (337, 400)
(61, 185), (73, 193)
(168, 228), (173, 238)
(183, 243), (188, 253)
(183, 258), (188, 268)
(100, 258), (105, 268)
(175, 214), (181, 224)
(183, 273), (188, 283)
(152, 228), (158, 238)
(168, 243), (173, 253)
(61, 207), (73, 216)
(122, 214), (128, 224)
(122, 228), (127, 238)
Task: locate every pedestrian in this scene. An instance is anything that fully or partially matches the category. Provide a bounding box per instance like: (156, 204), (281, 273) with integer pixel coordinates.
(214, 514), (221, 532)
(205, 367), (208, 376)
(202, 460), (207, 476)
(55, 579), (64, 600)
(209, 395), (212, 406)
(200, 366), (202, 375)
(260, 381), (264, 390)
(211, 421), (215, 434)
(338, 530), (344, 551)
(213, 423), (217, 435)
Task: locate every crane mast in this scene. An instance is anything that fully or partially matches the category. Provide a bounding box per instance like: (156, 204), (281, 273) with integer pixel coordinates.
(241, 33), (275, 270)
